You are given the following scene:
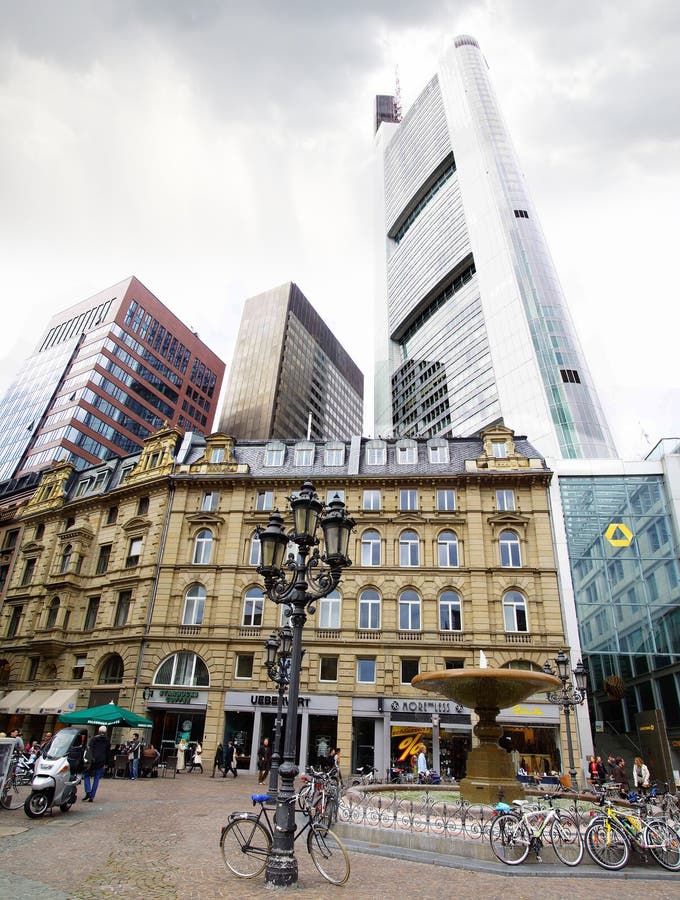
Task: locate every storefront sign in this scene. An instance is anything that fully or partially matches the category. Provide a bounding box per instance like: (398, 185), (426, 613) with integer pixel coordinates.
(159, 690), (199, 704)
(390, 699), (464, 714)
(225, 691), (338, 714)
(250, 694), (310, 708)
(147, 690), (208, 709)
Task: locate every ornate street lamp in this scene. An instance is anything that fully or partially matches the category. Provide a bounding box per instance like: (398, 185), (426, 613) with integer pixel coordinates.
(256, 483), (354, 887)
(544, 650), (588, 787)
(263, 625), (293, 798)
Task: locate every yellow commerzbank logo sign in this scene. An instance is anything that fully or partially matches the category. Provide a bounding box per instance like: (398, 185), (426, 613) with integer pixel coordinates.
(604, 523), (633, 547)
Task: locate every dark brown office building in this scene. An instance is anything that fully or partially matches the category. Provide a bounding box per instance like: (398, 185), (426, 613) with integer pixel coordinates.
(0, 276), (225, 480)
(219, 282), (363, 440)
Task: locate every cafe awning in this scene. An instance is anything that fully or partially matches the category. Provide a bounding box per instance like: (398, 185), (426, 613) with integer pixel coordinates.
(38, 689), (79, 715)
(16, 690), (56, 715)
(0, 689), (32, 713)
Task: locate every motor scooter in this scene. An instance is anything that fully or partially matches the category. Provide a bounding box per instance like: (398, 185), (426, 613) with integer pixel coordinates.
(24, 726), (87, 818)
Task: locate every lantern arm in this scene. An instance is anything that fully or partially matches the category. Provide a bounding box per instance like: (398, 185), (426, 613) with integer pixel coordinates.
(300, 549), (342, 612)
(260, 557), (298, 603)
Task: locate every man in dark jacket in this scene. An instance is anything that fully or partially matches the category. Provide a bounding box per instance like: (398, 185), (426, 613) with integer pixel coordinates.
(222, 740), (238, 778)
(84, 726), (110, 803)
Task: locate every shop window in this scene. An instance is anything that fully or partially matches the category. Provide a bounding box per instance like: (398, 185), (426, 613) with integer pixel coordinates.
(400, 658), (419, 684)
(235, 654), (254, 679)
(319, 657), (338, 682)
(183, 584), (206, 626)
(357, 658), (376, 683)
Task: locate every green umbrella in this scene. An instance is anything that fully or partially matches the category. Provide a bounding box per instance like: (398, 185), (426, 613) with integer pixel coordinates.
(58, 701), (152, 728)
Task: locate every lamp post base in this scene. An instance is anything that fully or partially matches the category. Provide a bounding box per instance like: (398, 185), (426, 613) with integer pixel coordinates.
(265, 849), (298, 886)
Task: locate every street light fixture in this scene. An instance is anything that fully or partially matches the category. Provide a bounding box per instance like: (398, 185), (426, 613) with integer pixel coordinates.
(256, 483), (354, 887)
(263, 625), (293, 798)
(543, 649), (588, 788)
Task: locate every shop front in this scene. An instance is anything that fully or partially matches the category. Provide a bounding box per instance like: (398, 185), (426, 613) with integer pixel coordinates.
(224, 691), (338, 774)
(498, 700), (561, 776)
(145, 688), (208, 762)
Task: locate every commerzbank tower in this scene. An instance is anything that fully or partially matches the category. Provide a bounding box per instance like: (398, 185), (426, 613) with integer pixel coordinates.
(373, 35), (616, 460)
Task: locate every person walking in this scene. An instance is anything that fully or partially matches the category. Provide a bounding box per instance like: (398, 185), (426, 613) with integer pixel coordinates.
(84, 726), (109, 803)
(257, 737), (272, 785)
(222, 740), (238, 778)
(188, 741), (203, 773)
(417, 743), (428, 783)
(127, 733), (141, 780)
(212, 742), (224, 777)
(633, 756), (651, 792)
(612, 757), (630, 798)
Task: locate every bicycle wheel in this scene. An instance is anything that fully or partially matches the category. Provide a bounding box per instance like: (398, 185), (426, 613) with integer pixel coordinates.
(307, 824), (350, 885)
(320, 795), (339, 828)
(584, 818), (630, 870)
(220, 817), (271, 878)
(549, 812), (583, 866)
(489, 814), (530, 865)
(1, 774), (28, 810)
(644, 819), (680, 871)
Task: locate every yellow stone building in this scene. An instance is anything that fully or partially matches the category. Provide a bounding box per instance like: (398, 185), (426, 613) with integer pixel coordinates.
(0, 425), (580, 779)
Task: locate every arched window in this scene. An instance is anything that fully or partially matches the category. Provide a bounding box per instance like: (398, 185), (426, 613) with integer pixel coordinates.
(154, 651), (209, 686)
(399, 589), (421, 631)
(438, 531), (459, 567)
(60, 544), (72, 573)
(249, 530), (261, 566)
(499, 530), (521, 567)
(399, 530), (419, 567)
(242, 587), (264, 627)
(358, 589), (381, 630)
(318, 589), (341, 629)
(361, 530), (381, 566)
(46, 597), (60, 629)
(182, 583), (206, 626)
(99, 654), (124, 684)
(439, 591), (462, 631)
(503, 591), (528, 633)
(193, 529), (213, 564)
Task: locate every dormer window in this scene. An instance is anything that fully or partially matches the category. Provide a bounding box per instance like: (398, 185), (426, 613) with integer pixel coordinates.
(294, 442), (314, 467)
(396, 439), (417, 464)
(365, 440), (386, 465)
(428, 438), (449, 464)
(210, 447), (225, 463)
(324, 442), (344, 466)
(264, 442), (285, 467)
(492, 441), (508, 459)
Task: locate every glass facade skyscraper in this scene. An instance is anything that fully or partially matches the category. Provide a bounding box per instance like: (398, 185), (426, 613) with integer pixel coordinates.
(374, 35), (616, 460)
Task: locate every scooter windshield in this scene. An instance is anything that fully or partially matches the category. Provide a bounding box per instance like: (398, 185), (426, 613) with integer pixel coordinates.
(45, 728), (80, 760)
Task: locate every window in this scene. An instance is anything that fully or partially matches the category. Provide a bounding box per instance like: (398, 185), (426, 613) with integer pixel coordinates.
(264, 443), (285, 466)
(399, 590), (421, 631)
(75, 479), (90, 498)
(35, 524), (45, 541)
(401, 658), (419, 684)
(357, 658), (376, 683)
(358, 589), (381, 630)
(445, 658), (465, 670)
(492, 441), (508, 458)
(28, 657), (40, 681)
(399, 530), (419, 566)
(202, 491), (219, 512)
(60, 544), (73, 574)
(114, 590), (132, 627)
(319, 657), (338, 682)
(363, 490), (381, 510)
(249, 531), (261, 566)
(503, 590), (528, 632)
(324, 443), (344, 466)
(361, 530), (381, 566)
(84, 596), (99, 631)
(96, 544), (112, 575)
(235, 654), (254, 679)
(73, 655), (86, 680)
(99, 654), (124, 684)
(438, 531), (459, 567)
(137, 496), (149, 516)
(7, 605), (22, 638)
(400, 489), (418, 511)
(183, 584), (206, 625)
(318, 589), (341, 629)
(21, 558), (36, 586)
(560, 368), (581, 384)
(46, 597), (60, 629)
(513, 208), (529, 219)
(193, 529), (212, 564)
(126, 537), (142, 567)
(242, 588), (264, 627)
(437, 489), (456, 511)
(294, 444), (314, 466)
(211, 447), (225, 463)
(365, 441), (386, 465)
(256, 491), (273, 511)
(3, 529), (19, 551)
(428, 439), (449, 463)
(106, 506), (118, 525)
(499, 530), (521, 567)
(396, 440), (417, 464)
(496, 489), (515, 511)
(439, 591), (462, 631)
(0, 565), (8, 592)
(154, 651), (209, 686)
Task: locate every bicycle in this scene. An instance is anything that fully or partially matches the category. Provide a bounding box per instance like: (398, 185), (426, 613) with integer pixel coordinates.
(489, 793), (583, 866)
(350, 765), (378, 787)
(220, 791), (350, 885)
(297, 767), (340, 827)
(0, 755), (32, 810)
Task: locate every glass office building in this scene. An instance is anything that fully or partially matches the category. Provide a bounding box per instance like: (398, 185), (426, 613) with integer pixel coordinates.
(219, 282), (363, 440)
(373, 35), (616, 460)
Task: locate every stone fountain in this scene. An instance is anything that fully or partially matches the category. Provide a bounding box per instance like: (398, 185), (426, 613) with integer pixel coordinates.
(412, 667), (561, 803)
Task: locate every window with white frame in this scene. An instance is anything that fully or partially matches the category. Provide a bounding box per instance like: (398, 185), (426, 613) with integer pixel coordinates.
(399, 489), (418, 511)
(125, 537), (142, 568)
(235, 654), (254, 679)
(399, 530), (419, 566)
(363, 489), (381, 510)
(437, 489), (456, 511)
(211, 447), (225, 463)
(365, 441), (386, 465)
(319, 657), (338, 682)
(193, 529), (213, 564)
(201, 491), (219, 512)
(182, 583), (206, 625)
(324, 443), (344, 466)
(492, 440), (508, 458)
(294, 443), (314, 466)
(318, 589), (341, 629)
(428, 439), (449, 464)
(242, 588), (264, 627)
(249, 531), (261, 566)
(358, 589), (381, 630)
(399, 589), (421, 630)
(361, 530), (381, 566)
(396, 440), (417, 464)
(264, 443), (285, 466)
(400, 658), (419, 684)
(256, 491), (274, 511)
(356, 658), (376, 683)
(438, 531), (459, 567)
(496, 489), (515, 511)
(503, 590), (528, 632)
(154, 651), (209, 686)
(439, 591), (462, 631)
(499, 530), (521, 567)
(326, 490), (345, 505)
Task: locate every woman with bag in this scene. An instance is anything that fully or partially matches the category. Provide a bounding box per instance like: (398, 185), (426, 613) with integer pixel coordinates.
(189, 741), (203, 774)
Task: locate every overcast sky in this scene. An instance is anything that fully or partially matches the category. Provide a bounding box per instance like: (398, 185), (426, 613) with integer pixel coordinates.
(1, 0), (678, 459)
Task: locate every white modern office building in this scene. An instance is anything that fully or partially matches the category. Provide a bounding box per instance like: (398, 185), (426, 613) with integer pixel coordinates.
(373, 35), (616, 461)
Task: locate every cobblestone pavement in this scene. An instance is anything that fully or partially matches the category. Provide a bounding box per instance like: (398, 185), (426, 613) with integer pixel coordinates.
(0, 771), (677, 899)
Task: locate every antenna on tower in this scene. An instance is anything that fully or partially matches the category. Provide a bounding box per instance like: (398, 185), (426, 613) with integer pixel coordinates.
(393, 66), (402, 122)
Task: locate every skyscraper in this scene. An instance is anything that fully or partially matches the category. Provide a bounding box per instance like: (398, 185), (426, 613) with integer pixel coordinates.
(218, 282), (363, 440)
(374, 35), (616, 460)
(0, 276), (225, 480)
